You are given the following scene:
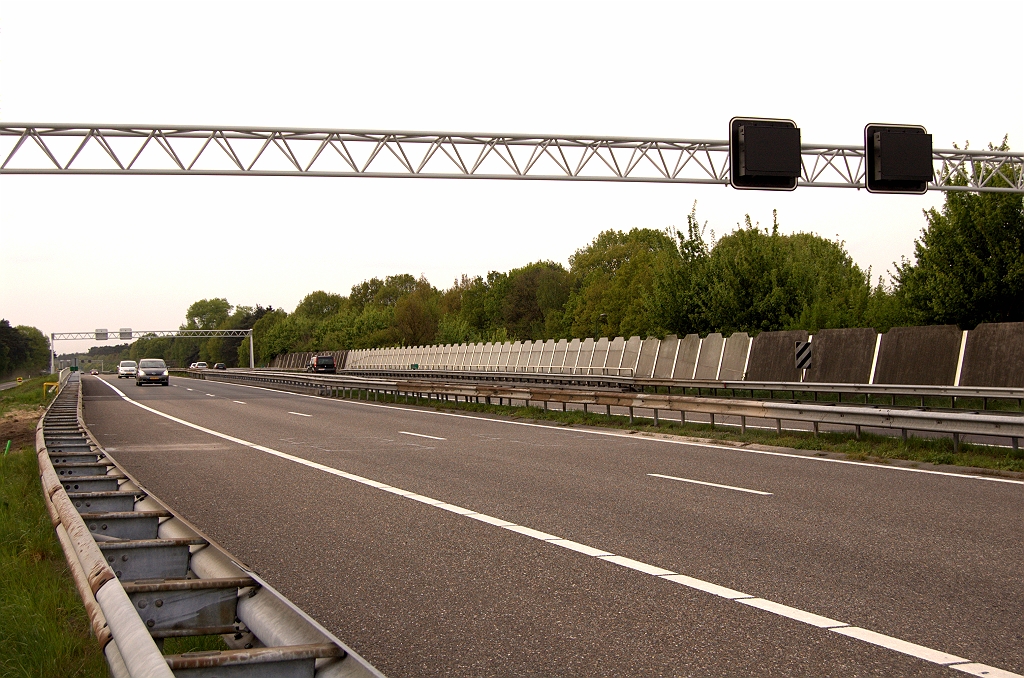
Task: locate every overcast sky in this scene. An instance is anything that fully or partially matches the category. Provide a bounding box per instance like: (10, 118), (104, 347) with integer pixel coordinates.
(1, 0), (1022, 347)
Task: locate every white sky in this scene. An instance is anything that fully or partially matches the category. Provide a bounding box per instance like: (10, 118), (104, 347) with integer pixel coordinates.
(1, 0), (1022, 346)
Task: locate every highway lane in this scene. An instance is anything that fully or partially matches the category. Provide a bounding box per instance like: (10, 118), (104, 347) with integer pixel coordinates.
(82, 374), (1023, 676)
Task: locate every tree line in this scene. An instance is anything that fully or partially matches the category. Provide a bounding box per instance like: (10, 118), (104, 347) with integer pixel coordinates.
(126, 152), (1023, 367)
(0, 321), (50, 379)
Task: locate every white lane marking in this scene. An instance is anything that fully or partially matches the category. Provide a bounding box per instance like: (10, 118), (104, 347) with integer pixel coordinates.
(648, 473), (772, 496)
(738, 598), (846, 628)
(953, 663), (1023, 677)
(288, 412), (312, 417)
(399, 431), (446, 441)
(233, 401), (246, 405)
(659, 574), (750, 600)
(189, 377), (1024, 486)
(94, 376), (1021, 678)
(186, 388), (194, 391)
(206, 393), (216, 397)
(832, 626), (968, 665)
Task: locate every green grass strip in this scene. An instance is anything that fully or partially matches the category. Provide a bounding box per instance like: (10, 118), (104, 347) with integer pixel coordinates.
(0, 445), (109, 677)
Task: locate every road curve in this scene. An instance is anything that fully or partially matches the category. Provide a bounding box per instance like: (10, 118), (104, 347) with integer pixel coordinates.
(80, 374), (1024, 677)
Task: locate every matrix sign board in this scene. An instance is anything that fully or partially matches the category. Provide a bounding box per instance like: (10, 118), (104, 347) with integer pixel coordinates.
(730, 117), (801, 191)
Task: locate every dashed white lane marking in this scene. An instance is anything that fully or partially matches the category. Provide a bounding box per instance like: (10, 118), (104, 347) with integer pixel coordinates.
(187, 377), (1024, 486)
(399, 431), (446, 441)
(206, 394), (216, 397)
(233, 401), (246, 405)
(186, 388), (194, 391)
(94, 377), (1022, 677)
(288, 411), (312, 417)
(648, 472), (772, 496)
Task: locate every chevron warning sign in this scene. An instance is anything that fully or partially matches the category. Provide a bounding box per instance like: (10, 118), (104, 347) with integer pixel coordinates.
(795, 341), (812, 370)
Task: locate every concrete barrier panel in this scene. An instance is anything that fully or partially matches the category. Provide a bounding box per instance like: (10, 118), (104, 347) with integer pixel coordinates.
(694, 334), (725, 380)
(539, 340), (556, 371)
(719, 333), (750, 381)
(606, 337), (625, 374)
(591, 338), (609, 373)
(653, 335), (678, 379)
(745, 330), (809, 382)
(563, 338), (581, 373)
(957, 322), (1024, 387)
(800, 328), (876, 383)
(620, 336), (642, 376)
(511, 341), (525, 370)
(577, 338), (595, 373)
(635, 338), (660, 378)
(674, 334), (700, 380)
(552, 339), (568, 372)
(874, 325), (961, 385)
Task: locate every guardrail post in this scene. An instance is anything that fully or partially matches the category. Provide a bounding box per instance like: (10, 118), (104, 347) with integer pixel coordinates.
(741, 415), (746, 434)
(709, 413), (715, 429)
(628, 407), (634, 424)
(953, 432), (960, 452)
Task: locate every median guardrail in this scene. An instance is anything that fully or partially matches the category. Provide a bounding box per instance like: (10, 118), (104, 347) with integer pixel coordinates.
(192, 369), (1024, 451)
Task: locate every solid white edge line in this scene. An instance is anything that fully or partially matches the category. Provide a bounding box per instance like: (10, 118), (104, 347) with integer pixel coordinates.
(287, 411), (312, 417)
(399, 431), (447, 441)
(188, 376), (1024, 486)
(233, 401), (246, 404)
(648, 472), (772, 496)
(95, 376), (1022, 676)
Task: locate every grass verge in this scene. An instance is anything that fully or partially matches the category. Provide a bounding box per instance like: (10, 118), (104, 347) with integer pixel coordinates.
(362, 391), (1024, 474)
(0, 445), (109, 677)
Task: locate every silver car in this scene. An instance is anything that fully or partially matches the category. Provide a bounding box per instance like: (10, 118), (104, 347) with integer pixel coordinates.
(118, 360), (137, 379)
(136, 358), (169, 386)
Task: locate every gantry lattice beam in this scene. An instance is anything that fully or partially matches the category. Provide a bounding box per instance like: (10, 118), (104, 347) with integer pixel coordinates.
(51, 329), (252, 340)
(2, 124), (1021, 193)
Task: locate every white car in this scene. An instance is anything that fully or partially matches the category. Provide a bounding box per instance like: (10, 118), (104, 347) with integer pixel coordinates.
(117, 360), (137, 379)
(195, 362), (209, 369)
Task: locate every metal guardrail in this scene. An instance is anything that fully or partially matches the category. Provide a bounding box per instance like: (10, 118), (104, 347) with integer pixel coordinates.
(271, 366), (1024, 409)
(36, 374), (384, 677)
(194, 369), (1024, 450)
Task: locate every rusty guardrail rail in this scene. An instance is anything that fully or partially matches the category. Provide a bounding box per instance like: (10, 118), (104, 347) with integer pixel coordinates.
(37, 373), (385, 677)
(192, 369), (1024, 450)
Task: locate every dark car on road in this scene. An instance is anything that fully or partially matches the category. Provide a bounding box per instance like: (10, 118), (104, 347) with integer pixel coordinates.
(214, 363), (226, 370)
(307, 354), (336, 374)
(136, 358), (169, 386)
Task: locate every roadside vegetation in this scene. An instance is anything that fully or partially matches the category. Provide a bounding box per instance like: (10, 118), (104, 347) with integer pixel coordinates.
(0, 444), (108, 677)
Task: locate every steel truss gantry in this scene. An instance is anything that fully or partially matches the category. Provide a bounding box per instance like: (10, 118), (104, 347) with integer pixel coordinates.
(50, 328), (255, 372)
(2, 124), (1021, 193)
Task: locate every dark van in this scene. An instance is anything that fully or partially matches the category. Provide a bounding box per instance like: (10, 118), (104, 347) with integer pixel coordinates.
(308, 354), (336, 374)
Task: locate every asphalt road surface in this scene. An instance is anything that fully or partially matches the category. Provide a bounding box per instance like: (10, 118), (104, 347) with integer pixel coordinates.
(81, 374), (1024, 677)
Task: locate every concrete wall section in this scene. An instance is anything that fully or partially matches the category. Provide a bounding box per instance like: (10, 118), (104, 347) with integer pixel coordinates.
(693, 334), (725, 380)
(605, 337), (625, 374)
(620, 336), (642, 375)
(958, 322), (1024, 387)
(718, 333), (750, 381)
(801, 328), (876, 383)
(635, 338), (660, 378)
(591, 338), (609, 373)
(577, 338), (595, 373)
(874, 325), (961, 385)
(674, 334), (700, 380)
(745, 330), (809, 382)
(653, 336), (678, 378)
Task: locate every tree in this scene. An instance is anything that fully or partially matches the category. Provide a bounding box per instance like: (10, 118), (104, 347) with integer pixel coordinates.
(294, 291), (346, 319)
(183, 298), (232, 330)
(895, 139), (1023, 328)
(699, 212), (871, 334)
(563, 228), (681, 338)
(393, 278), (441, 346)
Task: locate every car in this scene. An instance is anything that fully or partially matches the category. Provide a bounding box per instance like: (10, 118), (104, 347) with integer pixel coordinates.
(89, 369), (99, 375)
(195, 362), (209, 370)
(136, 358), (169, 386)
(117, 360), (137, 379)
(214, 363), (226, 370)
(307, 354), (336, 374)
(190, 363), (197, 369)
